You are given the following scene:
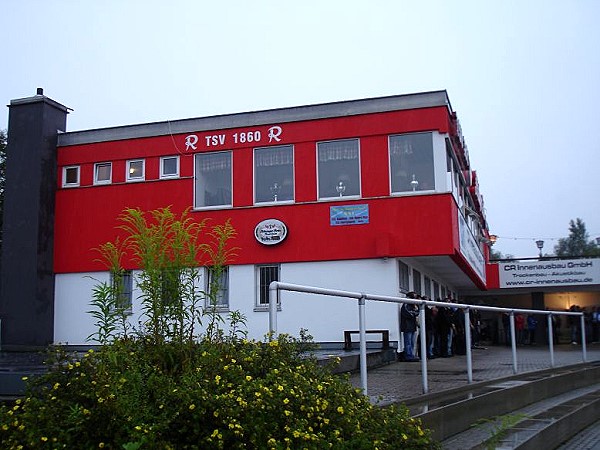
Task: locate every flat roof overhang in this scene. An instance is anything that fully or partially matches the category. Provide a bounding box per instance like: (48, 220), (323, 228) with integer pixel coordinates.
(56, 90), (452, 147)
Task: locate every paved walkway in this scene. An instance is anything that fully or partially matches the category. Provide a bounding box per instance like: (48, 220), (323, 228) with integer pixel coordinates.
(348, 343), (600, 404)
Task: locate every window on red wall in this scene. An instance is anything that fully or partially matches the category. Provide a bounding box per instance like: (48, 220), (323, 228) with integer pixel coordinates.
(389, 132), (435, 193)
(317, 139), (360, 199)
(62, 166), (80, 187)
(94, 162), (112, 185)
(254, 145), (294, 204)
(194, 151), (232, 208)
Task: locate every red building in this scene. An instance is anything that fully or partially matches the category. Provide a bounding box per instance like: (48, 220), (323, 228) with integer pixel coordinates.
(1, 89), (493, 348)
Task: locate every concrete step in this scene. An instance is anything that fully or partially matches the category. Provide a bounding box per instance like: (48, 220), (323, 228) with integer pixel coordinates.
(441, 384), (600, 449)
(403, 363), (600, 443)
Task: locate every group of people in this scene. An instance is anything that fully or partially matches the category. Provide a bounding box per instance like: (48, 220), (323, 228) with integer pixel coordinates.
(501, 312), (539, 346)
(399, 292), (480, 362)
(567, 304), (600, 344)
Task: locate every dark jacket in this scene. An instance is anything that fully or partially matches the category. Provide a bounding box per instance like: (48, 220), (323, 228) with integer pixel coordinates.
(400, 303), (419, 332)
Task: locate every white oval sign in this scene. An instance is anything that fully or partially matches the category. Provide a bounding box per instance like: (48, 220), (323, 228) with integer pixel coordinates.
(255, 219), (288, 245)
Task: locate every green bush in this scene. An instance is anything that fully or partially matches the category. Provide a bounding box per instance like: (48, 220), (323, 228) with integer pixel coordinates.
(0, 335), (438, 449)
(0, 207), (438, 448)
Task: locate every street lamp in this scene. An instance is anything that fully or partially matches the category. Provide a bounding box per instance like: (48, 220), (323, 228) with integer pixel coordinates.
(535, 240), (544, 258)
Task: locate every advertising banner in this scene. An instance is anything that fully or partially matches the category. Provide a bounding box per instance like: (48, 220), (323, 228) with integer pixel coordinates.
(330, 204), (369, 226)
(499, 258), (600, 288)
(458, 211), (486, 283)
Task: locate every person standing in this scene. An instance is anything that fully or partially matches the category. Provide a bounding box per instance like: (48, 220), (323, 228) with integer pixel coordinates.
(400, 292), (420, 361)
(527, 314), (538, 345)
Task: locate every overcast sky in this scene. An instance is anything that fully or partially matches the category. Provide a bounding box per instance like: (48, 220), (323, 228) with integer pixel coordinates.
(2, 1), (599, 258)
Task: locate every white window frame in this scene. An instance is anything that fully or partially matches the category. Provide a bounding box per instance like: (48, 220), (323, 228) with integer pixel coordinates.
(94, 162), (112, 185)
(398, 261), (410, 294)
(255, 264), (281, 310)
(194, 151), (233, 209)
(110, 270), (133, 315)
(253, 145), (295, 205)
(205, 266), (229, 311)
(389, 132), (436, 195)
(126, 159), (145, 182)
(412, 268), (422, 295)
(316, 138), (361, 200)
(62, 166), (80, 187)
(160, 155), (180, 179)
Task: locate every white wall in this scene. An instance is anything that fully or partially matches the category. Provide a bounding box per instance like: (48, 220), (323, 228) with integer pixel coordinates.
(54, 258), (449, 346)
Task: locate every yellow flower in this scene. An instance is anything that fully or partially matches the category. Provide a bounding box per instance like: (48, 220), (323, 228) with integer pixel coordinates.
(284, 410), (292, 416)
(269, 340), (279, 347)
(189, 404), (196, 411)
(215, 375), (221, 384)
(337, 406), (344, 414)
(21, 376), (28, 381)
(402, 433), (408, 440)
(99, 443), (105, 448)
(245, 375), (252, 381)
(41, 437), (48, 442)
(283, 398), (289, 404)
(53, 382), (60, 390)
(277, 384), (284, 391)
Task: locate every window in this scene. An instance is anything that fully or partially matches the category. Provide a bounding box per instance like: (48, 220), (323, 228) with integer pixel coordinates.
(424, 275), (432, 298)
(127, 159), (145, 182)
(205, 266), (229, 310)
(62, 166), (80, 187)
(94, 162), (112, 185)
(317, 139), (360, 199)
(161, 156), (179, 178)
(412, 268), (422, 295)
(389, 132), (435, 193)
(254, 145), (294, 203)
(161, 269), (182, 306)
(398, 261), (410, 294)
(194, 152), (232, 208)
(256, 265), (280, 308)
(433, 281), (440, 300)
(110, 270), (133, 314)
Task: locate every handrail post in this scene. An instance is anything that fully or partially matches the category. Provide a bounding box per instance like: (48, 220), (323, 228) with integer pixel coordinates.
(268, 281), (278, 337)
(581, 314), (588, 362)
(547, 314), (555, 367)
(464, 308), (473, 384)
(510, 311), (518, 374)
(358, 295), (368, 395)
(419, 302), (429, 394)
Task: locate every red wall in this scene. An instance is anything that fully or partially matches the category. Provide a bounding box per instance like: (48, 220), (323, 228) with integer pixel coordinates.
(54, 106), (461, 273)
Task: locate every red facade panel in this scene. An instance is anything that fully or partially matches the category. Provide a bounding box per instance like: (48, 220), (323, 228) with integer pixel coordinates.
(54, 192), (458, 273)
(54, 104), (464, 274)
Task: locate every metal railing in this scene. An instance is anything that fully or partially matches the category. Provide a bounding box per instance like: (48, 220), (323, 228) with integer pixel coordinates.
(268, 282), (586, 396)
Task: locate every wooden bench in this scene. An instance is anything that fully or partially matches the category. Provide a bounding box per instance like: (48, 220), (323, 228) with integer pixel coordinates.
(344, 329), (390, 351)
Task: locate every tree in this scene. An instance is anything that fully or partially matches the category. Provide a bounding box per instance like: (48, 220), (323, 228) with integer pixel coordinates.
(554, 218), (600, 257)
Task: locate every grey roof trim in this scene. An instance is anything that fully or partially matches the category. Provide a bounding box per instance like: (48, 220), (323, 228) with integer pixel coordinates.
(57, 90), (451, 147)
(9, 94), (71, 114)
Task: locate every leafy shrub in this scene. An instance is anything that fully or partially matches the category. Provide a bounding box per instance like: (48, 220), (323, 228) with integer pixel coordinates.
(0, 335), (438, 449)
(0, 206), (438, 448)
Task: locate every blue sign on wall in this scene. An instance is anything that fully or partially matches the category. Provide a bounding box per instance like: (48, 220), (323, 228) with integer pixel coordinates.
(330, 204), (369, 226)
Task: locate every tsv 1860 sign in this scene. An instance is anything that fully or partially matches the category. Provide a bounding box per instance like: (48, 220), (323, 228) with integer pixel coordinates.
(254, 219), (288, 246)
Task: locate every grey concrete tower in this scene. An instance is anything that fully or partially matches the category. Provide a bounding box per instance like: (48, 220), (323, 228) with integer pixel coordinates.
(0, 89), (69, 349)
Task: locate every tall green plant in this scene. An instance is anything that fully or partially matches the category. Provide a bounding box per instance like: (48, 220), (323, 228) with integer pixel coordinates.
(87, 239), (131, 344)
(88, 206), (238, 345)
